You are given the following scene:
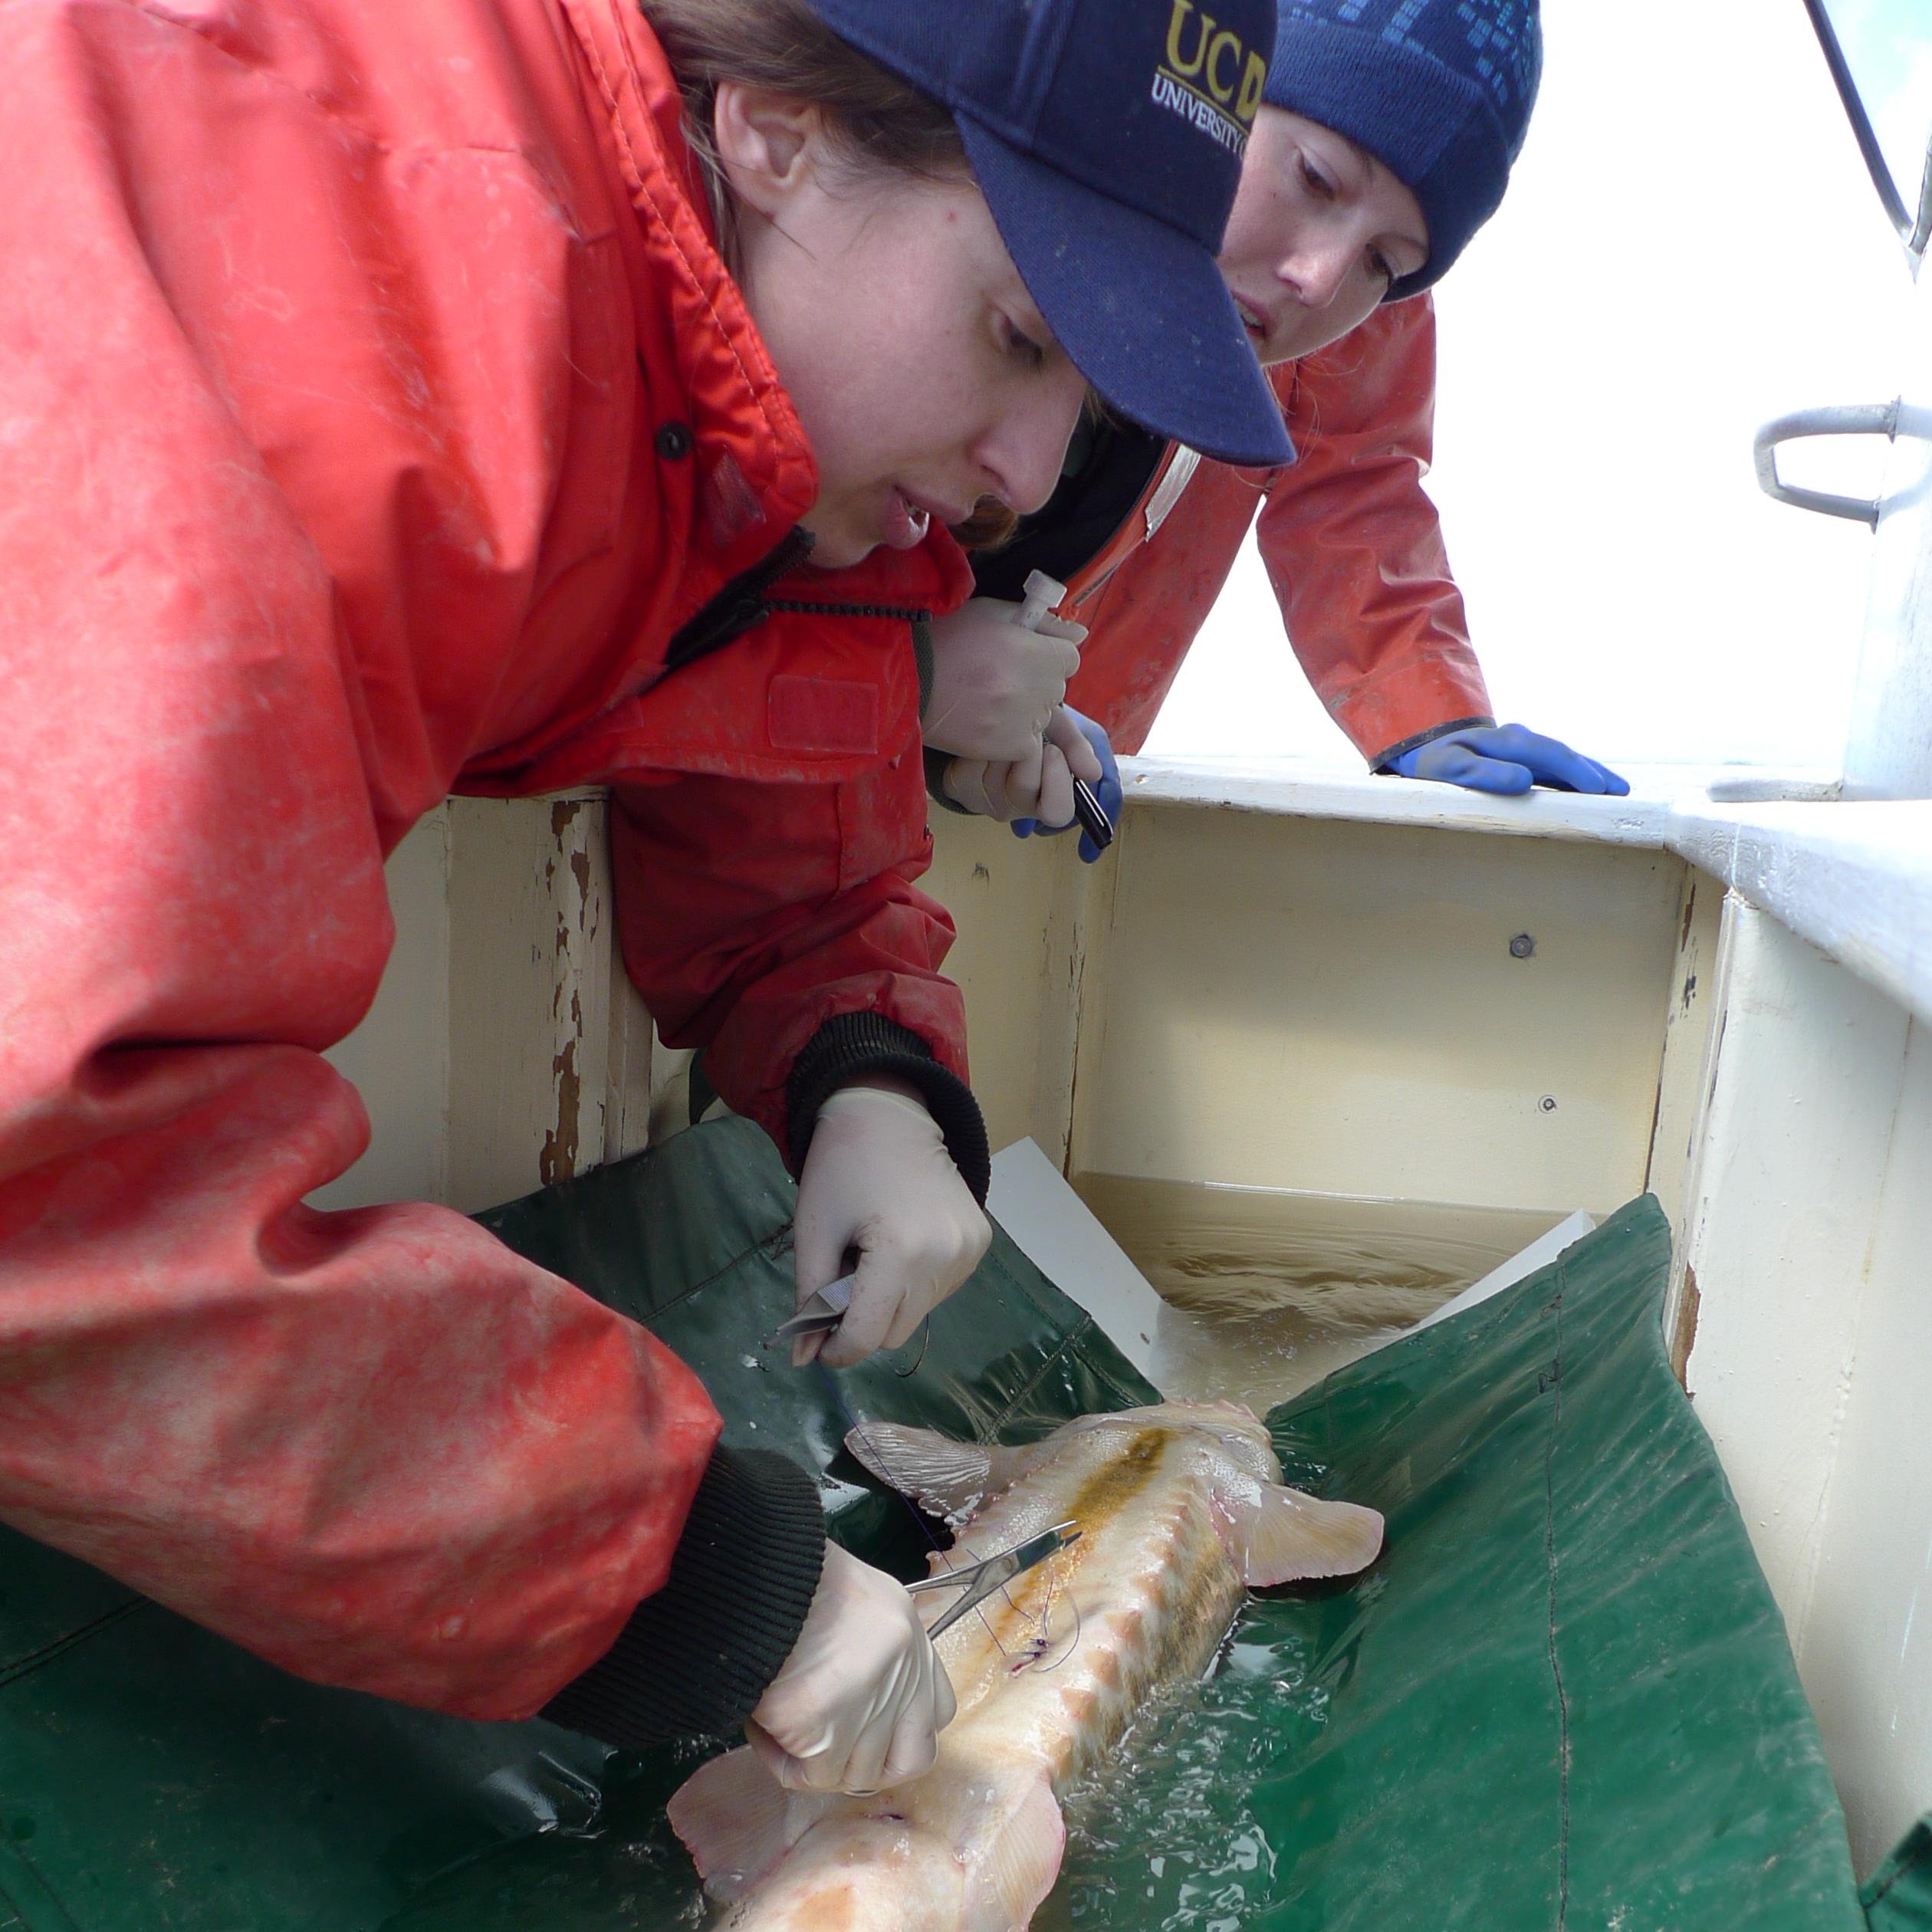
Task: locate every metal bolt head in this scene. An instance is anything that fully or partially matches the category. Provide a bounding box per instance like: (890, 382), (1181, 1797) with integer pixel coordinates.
(1510, 933), (1536, 959)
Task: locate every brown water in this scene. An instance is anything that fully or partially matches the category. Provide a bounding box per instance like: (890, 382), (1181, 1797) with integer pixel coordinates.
(1073, 1173), (1569, 1411)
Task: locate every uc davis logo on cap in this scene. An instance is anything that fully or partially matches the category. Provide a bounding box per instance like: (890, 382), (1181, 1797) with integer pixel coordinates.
(1152, 2), (1268, 156)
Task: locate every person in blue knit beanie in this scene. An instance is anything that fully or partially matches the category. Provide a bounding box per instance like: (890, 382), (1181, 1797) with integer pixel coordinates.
(1261, 0), (1543, 303)
(926, 0), (1635, 828)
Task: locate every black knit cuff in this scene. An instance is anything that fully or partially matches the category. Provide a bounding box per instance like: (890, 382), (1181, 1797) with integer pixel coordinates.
(540, 1446), (824, 1747)
(924, 744), (971, 813)
(785, 1012), (992, 1204)
(1371, 715), (1496, 774)
(912, 616), (936, 719)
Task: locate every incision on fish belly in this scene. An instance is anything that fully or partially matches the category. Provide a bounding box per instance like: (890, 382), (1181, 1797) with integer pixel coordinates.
(944, 1436), (1208, 1709)
(976, 1432), (1239, 1710)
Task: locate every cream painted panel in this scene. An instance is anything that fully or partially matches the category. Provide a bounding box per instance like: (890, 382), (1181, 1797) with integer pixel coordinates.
(1071, 803), (1686, 1211)
(1644, 867), (1726, 1246)
(1132, 758), (1932, 1035)
(924, 809), (1093, 1162)
(1796, 1019), (1932, 1873)
(317, 793), (651, 1214)
(314, 807), (452, 1211)
(1681, 905), (1911, 1641)
(1658, 887), (1743, 1382)
(602, 968), (656, 1168)
(443, 794), (648, 1214)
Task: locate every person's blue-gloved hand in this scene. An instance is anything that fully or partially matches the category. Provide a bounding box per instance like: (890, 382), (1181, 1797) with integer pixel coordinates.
(1010, 706), (1122, 862)
(1385, 723), (1630, 797)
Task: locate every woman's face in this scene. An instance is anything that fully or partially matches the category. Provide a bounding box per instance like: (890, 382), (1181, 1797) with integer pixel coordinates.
(1219, 106), (1431, 367)
(721, 92), (1089, 570)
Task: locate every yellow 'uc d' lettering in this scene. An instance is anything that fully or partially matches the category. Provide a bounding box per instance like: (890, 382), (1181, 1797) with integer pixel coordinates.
(1236, 49), (1267, 123)
(1165, 1), (1212, 78)
(1205, 28), (1243, 102)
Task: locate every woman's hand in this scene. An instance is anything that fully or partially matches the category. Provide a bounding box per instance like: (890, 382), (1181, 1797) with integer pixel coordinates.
(939, 706), (1103, 831)
(747, 1543), (957, 1793)
(1009, 706), (1122, 863)
(1385, 724), (1628, 796)
(922, 596), (1087, 761)
(790, 1081), (991, 1368)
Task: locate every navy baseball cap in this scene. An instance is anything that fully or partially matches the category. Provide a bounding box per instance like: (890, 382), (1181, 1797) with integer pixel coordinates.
(800, 0), (1292, 468)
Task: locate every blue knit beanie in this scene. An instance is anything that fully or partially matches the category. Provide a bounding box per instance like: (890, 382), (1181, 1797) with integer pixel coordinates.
(1263, 0), (1541, 297)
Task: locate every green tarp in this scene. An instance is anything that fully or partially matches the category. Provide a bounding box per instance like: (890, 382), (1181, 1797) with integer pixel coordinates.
(1056, 1187), (1868, 1929)
(1866, 1819), (1932, 1930)
(0, 1116), (1896, 1927)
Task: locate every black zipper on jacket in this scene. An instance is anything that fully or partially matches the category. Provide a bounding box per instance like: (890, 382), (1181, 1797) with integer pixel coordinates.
(764, 598), (930, 621)
(655, 527), (933, 690)
(658, 527), (816, 678)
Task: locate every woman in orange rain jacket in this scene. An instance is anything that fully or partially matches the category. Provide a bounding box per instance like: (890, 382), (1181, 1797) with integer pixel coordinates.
(0, 0), (1286, 1795)
(925, 0), (1630, 855)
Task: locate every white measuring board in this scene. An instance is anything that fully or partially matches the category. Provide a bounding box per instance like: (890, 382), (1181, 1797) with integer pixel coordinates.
(1407, 1209), (1597, 1336)
(987, 1138), (1167, 1378)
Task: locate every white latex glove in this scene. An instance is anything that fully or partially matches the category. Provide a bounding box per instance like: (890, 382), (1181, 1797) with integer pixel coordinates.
(922, 596), (1088, 761)
(746, 1542), (957, 1793)
(791, 1082), (991, 1368)
(939, 706), (1103, 829)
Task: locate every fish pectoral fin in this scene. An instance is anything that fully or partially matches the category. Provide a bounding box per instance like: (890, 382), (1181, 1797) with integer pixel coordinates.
(666, 1746), (830, 1902)
(843, 1424), (1033, 1523)
(963, 1773), (1066, 1932)
(1242, 1483), (1385, 1586)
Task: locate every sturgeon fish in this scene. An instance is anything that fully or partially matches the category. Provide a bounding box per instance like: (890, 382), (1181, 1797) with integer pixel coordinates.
(669, 1401), (1384, 1930)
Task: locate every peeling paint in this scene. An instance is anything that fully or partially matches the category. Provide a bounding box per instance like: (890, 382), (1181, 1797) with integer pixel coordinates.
(1668, 1263), (1700, 1388)
(542, 1035), (581, 1185)
(539, 803), (595, 1184)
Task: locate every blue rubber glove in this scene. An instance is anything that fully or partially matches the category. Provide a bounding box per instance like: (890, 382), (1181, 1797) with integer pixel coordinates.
(1385, 723), (1630, 797)
(1011, 707), (1122, 862)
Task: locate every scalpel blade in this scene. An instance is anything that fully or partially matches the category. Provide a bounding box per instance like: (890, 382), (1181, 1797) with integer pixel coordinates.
(769, 1273), (856, 1343)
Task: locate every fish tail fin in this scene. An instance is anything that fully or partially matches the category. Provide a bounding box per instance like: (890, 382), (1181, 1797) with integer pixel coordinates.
(667, 1746), (830, 1903)
(964, 1773), (1066, 1932)
(1242, 1483), (1385, 1585)
(843, 1423), (1036, 1523)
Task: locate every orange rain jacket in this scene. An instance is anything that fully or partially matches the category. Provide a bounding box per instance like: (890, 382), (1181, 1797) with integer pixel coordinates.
(1062, 297), (1493, 764)
(0, 0), (972, 1722)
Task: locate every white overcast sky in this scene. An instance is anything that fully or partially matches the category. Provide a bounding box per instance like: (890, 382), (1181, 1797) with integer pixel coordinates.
(1145, 0), (1918, 771)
